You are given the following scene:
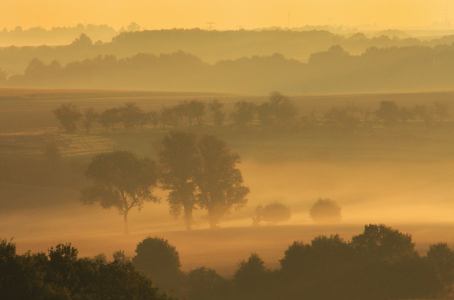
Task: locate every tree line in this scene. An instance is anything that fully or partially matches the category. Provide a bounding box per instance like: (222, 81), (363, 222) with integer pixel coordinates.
(0, 23), (121, 47)
(3, 224), (454, 300)
(52, 92), (451, 136)
(2, 28), (454, 75)
(0, 239), (172, 300)
(80, 131), (249, 233)
(3, 42), (454, 94)
(135, 225), (454, 300)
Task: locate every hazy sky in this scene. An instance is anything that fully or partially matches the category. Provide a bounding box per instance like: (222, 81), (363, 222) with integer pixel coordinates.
(2, 0), (453, 30)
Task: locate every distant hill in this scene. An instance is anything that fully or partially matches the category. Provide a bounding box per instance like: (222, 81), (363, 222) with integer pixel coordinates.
(3, 43), (454, 94)
(2, 28), (454, 75)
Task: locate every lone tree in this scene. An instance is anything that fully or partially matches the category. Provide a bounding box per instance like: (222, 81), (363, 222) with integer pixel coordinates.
(53, 103), (82, 133)
(196, 134), (250, 229)
(262, 201), (291, 224)
(309, 198), (341, 224)
(80, 151), (160, 234)
(159, 131), (200, 230)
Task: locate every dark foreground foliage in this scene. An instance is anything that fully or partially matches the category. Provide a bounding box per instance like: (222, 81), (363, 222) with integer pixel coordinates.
(174, 224), (454, 300)
(2, 224), (454, 300)
(0, 239), (171, 300)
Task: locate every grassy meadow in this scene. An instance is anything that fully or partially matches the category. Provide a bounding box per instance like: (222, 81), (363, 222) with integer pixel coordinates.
(2, 88), (454, 276)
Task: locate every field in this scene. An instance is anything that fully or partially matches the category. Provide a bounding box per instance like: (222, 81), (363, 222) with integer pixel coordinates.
(2, 88), (454, 276)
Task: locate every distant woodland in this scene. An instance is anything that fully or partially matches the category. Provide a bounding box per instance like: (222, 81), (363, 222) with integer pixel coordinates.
(1, 43), (454, 94)
(0, 23), (133, 47)
(1, 29), (454, 94)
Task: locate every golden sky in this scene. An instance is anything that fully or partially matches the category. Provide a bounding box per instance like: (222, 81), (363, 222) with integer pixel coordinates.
(1, 0), (452, 30)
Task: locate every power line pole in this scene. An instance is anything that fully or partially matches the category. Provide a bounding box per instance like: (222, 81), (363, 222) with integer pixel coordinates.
(206, 22), (215, 30)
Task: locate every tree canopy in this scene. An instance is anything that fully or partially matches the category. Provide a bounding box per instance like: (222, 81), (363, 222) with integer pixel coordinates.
(159, 131), (200, 230)
(196, 134), (250, 229)
(0, 239), (170, 300)
(52, 103), (82, 133)
(132, 237), (182, 292)
(80, 150), (160, 234)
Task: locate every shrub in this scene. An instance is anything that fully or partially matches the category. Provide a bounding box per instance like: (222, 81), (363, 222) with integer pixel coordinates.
(262, 201), (291, 224)
(309, 198), (341, 224)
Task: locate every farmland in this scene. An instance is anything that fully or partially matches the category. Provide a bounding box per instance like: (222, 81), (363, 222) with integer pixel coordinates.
(2, 88), (454, 276)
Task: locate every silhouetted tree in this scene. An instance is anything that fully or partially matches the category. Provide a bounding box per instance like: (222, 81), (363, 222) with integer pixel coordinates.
(309, 198), (341, 223)
(177, 101), (193, 125)
(257, 92), (298, 128)
(350, 225), (442, 300)
(149, 111), (159, 130)
(398, 106), (414, 125)
(351, 224), (418, 262)
(427, 243), (454, 293)
(80, 151), (160, 234)
(262, 201), (291, 224)
(280, 234), (353, 279)
(300, 109), (319, 130)
(98, 107), (121, 131)
(323, 104), (361, 133)
(375, 100), (400, 128)
(184, 267), (230, 300)
(230, 101), (255, 128)
(91, 252), (107, 264)
(252, 204), (263, 227)
(83, 107), (98, 134)
(70, 33), (93, 47)
(121, 102), (144, 131)
(159, 131), (200, 230)
(52, 103), (82, 133)
(209, 99), (225, 127)
(138, 111), (150, 132)
(234, 253), (268, 299)
(189, 100), (206, 125)
(279, 234), (355, 299)
(160, 106), (180, 128)
(126, 22), (141, 32)
(413, 104), (435, 129)
(196, 135), (249, 229)
(132, 237), (182, 292)
(112, 250), (131, 264)
(433, 101), (450, 123)
(0, 239), (171, 300)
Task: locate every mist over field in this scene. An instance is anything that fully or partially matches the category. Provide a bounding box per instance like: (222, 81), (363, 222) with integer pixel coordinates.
(3, 4), (454, 298)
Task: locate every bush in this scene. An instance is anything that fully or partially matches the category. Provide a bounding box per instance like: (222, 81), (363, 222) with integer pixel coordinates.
(309, 198), (341, 224)
(262, 201), (291, 224)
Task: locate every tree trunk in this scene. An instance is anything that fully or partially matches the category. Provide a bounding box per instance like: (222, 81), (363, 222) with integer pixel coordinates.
(184, 206), (193, 231)
(124, 211), (130, 235)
